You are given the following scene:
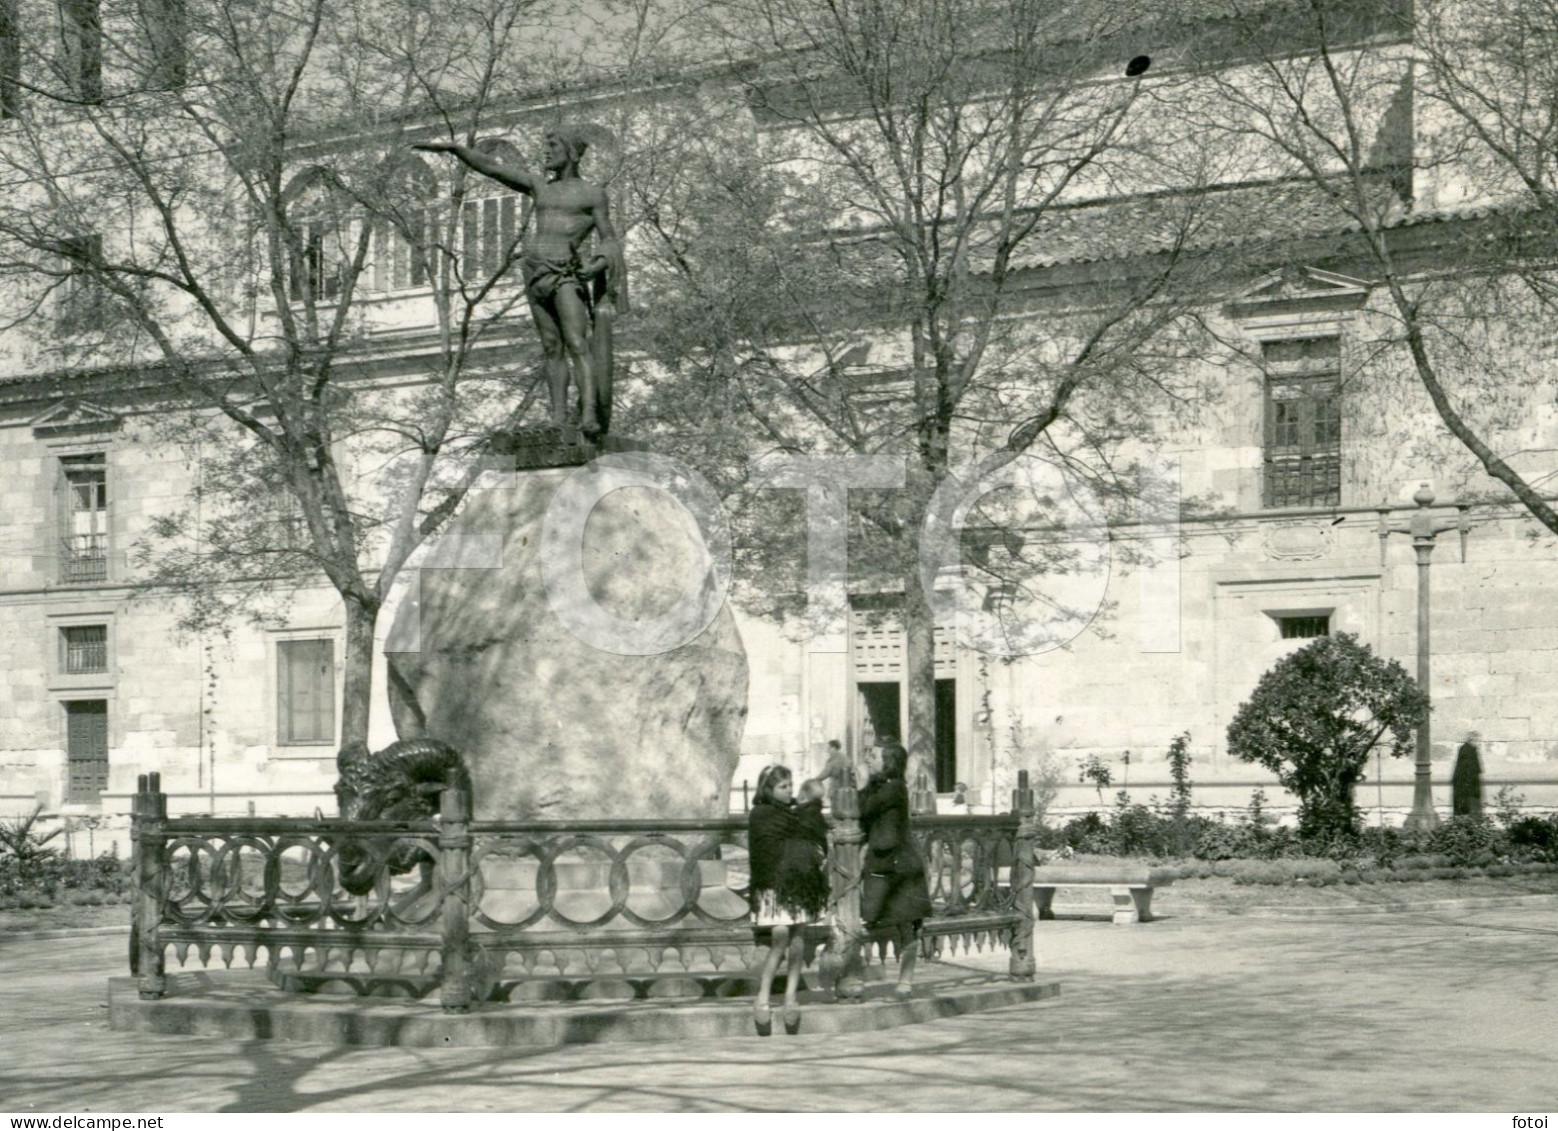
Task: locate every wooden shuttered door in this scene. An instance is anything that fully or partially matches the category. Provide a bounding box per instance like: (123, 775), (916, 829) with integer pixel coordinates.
(277, 639), (335, 745)
(65, 700), (109, 803)
(1263, 337), (1342, 508)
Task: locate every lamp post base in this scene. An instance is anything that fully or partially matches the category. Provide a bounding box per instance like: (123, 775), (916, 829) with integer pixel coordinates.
(1403, 770), (1440, 831)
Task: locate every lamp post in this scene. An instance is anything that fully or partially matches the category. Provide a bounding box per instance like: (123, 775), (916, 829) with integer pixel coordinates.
(1377, 485), (1473, 831)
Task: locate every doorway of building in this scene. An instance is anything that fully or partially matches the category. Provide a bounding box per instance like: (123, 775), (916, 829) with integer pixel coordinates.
(65, 699), (109, 804)
(856, 679), (958, 793)
(935, 679), (956, 792)
(856, 681), (900, 752)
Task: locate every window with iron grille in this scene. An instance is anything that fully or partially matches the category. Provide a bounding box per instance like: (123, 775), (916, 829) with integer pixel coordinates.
(277, 638), (335, 745)
(62, 624), (108, 673)
(1264, 337), (1342, 508)
(1279, 615), (1330, 639)
(60, 454), (109, 584)
(65, 699), (109, 804)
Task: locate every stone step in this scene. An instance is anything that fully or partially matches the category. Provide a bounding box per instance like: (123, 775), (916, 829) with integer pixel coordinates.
(110, 971), (1059, 1048)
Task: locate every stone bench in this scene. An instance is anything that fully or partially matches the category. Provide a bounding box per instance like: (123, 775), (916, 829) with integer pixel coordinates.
(1034, 865), (1176, 925)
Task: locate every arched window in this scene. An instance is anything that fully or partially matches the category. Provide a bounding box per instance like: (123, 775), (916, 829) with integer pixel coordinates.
(281, 166), (351, 303)
(369, 154), (439, 293)
(458, 137), (523, 283)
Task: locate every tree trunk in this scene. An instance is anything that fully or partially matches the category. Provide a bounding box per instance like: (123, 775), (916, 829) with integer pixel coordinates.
(902, 557), (939, 813)
(386, 657), (428, 740)
(339, 596), (379, 755)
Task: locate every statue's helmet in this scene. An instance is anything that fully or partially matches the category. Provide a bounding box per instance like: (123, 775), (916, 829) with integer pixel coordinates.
(545, 127), (589, 164)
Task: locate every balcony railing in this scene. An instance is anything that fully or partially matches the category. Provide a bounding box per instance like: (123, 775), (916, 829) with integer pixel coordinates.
(60, 534), (108, 584)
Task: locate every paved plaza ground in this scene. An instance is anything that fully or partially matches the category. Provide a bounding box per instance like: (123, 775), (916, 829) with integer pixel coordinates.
(2, 901), (1554, 1113)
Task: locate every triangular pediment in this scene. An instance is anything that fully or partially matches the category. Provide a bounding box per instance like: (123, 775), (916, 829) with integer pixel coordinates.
(29, 399), (122, 439)
(1231, 267), (1371, 313)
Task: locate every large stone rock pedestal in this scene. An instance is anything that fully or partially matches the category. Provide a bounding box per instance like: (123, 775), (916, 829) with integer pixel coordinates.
(385, 461), (747, 820)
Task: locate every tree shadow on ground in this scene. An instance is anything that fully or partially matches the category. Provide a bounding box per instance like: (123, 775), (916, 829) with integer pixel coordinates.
(2, 914), (1554, 1112)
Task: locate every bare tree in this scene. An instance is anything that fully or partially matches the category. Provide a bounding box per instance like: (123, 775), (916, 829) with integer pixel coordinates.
(0, 0), (583, 754)
(618, 0), (1226, 789)
(1194, 0), (1558, 529)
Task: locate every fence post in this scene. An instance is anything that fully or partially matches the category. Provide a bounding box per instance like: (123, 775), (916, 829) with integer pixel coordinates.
(439, 786), (473, 1013)
(132, 772), (167, 999)
(129, 780), (141, 977)
(1009, 769), (1037, 982)
(825, 768), (866, 1000)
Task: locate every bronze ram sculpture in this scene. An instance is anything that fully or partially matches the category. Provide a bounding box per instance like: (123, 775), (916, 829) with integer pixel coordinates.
(332, 737), (470, 896)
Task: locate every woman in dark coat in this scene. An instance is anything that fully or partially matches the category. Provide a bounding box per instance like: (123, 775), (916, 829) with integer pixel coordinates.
(747, 764), (829, 1034)
(857, 741), (933, 996)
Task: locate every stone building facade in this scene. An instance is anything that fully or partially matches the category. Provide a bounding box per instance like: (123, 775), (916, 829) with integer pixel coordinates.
(4, 0), (1558, 855)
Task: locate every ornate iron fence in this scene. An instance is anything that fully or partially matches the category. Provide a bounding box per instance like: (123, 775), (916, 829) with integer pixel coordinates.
(129, 770), (1039, 1009)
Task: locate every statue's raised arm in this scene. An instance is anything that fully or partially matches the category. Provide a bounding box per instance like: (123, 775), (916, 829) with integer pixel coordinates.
(411, 140), (540, 196)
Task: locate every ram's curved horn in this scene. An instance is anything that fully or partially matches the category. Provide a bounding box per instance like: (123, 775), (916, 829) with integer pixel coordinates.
(365, 738), (467, 797)
(332, 738), (468, 896)
(334, 740), (373, 817)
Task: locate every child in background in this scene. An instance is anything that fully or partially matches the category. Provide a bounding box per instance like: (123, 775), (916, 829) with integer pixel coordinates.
(797, 777), (828, 811)
(950, 781), (973, 815)
(816, 740), (850, 809)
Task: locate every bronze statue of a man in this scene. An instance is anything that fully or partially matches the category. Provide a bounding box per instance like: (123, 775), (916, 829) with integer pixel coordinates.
(414, 129), (626, 438)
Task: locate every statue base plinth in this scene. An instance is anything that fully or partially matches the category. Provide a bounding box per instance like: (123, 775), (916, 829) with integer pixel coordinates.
(487, 427), (646, 471)
(385, 450), (748, 822)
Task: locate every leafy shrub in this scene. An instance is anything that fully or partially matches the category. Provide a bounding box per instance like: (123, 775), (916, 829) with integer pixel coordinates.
(1428, 815), (1505, 868)
(1165, 732), (1194, 821)
(1077, 755), (1112, 802)
(1305, 831), (1371, 871)
(1393, 852), (1452, 871)
(1358, 826), (1412, 868)
(1191, 791), (1300, 862)
(1193, 823), (1260, 861)
(1506, 814), (1558, 862)
(1057, 812), (1110, 854)
(0, 806), (62, 868)
(1492, 785), (1526, 829)
(1226, 634), (1429, 841)
(1228, 857), (1343, 885)
(0, 849), (131, 902)
(1109, 793), (1160, 856)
